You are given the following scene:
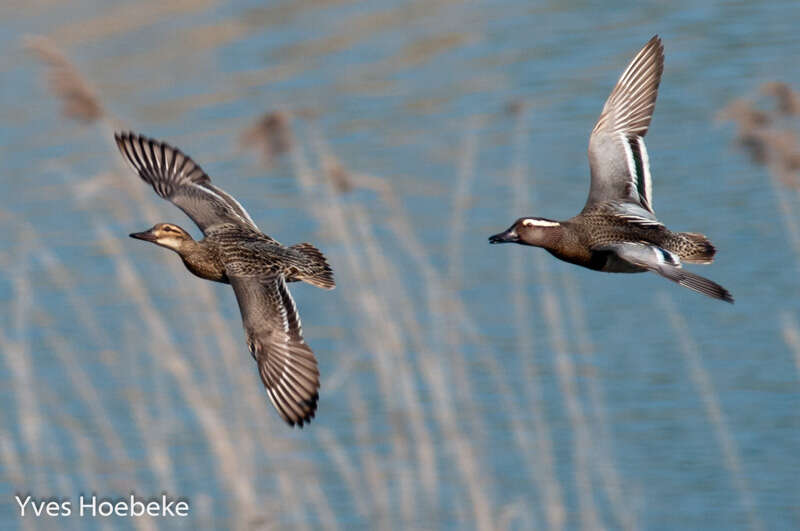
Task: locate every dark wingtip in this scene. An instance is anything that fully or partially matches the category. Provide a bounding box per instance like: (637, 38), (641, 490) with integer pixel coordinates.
(676, 270), (734, 304)
(114, 130), (155, 151)
(647, 34), (664, 54)
(113, 130), (134, 145)
(721, 290), (735, 304)
(286, 392), (319, 428)
(708, 281), (734, 304)
(113, 130), (141, 159)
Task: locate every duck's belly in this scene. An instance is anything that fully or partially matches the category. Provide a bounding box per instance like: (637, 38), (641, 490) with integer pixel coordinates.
(595, 252), (647, 273)
(548, 247), (645, 274)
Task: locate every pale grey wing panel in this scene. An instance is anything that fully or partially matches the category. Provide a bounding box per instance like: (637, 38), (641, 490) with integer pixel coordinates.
(166, 186), (252, 234)
(587, 133), (647, 206)
(585, 36), (663, 213)
(204, 182), (258, 230)
(229, 275), (320, 426)
(114, 131), (258, 233)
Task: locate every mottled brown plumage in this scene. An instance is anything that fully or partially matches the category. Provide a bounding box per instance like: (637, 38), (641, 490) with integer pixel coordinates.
(489, 36), (733, 303)
(118, 131), (335, 426)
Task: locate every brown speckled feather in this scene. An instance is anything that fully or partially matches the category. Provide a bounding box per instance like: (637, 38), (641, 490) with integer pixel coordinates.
(230, 276), (320, 427)
(116, 131), (335, 426)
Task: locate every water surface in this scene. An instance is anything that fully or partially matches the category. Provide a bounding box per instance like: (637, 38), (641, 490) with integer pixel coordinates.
(0, 1), (798, 529)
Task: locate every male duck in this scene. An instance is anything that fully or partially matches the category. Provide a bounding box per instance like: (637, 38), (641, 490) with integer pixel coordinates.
(117, 132), (335, 426)
(489, 36), (733, 303)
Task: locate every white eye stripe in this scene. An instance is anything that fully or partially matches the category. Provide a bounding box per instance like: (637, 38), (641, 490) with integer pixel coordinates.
(522, 219), (560, 227)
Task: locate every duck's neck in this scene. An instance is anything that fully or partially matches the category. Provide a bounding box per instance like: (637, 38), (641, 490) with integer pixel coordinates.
(172, 238), (200, 256)
(542, 225), (591, 266)
(533, 225), (565, 249)
(175, 240), (228, 283)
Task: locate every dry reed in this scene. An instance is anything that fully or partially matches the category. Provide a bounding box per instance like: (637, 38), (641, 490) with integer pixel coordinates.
(24, 35), (104, 124)
(779, 312), (800, 376)
(660, 295), (763, 531)
(9, 31), (779, 531)
(507, 103), (567, 531)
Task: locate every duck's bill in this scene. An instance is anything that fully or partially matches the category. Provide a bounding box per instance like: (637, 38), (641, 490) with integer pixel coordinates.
(129, 230), (157, 242)
(489, 229), (518, 244)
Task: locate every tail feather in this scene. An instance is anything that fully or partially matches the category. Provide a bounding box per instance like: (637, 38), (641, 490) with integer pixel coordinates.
(679, 232), (716, 264)
(291, 243), (335, 290)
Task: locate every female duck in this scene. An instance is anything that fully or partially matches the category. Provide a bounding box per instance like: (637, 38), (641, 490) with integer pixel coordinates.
(118, 132), (334, 426)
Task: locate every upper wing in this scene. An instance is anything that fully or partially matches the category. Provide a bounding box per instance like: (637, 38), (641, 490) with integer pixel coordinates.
(594, 242), (734, 303)
(585, 36), (664, 214)
(229, 275), (320, 426)
(115, 131), (258, 233)
(590, 201), (664, 228)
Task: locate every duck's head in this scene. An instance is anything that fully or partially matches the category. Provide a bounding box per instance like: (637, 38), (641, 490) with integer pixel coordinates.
(130, 223), (194, 252)
(489, 217), (562, 247)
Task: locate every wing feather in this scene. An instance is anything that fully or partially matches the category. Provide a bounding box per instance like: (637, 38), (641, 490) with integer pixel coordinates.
(230, 275), (320, 426)
(114, 131), (258, 233)
(594, 242), (734, 303)
(585, 36), (664, 213)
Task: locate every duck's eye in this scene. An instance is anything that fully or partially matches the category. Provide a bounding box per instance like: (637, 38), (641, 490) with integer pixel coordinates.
(162, 226), (175, 233)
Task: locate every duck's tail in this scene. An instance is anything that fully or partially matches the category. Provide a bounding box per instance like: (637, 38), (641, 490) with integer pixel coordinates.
(678, 232), (716, 264)
(291, 243), (335, 290)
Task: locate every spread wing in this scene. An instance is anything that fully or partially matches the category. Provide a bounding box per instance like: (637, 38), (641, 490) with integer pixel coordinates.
(585, 35), (664, 214)
(229, 275), (320, 426)
(115, 131), (258, 233)
(593, 242), (734, 303)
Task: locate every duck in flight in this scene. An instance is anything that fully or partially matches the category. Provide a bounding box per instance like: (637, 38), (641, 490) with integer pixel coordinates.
(116, 131), (335, 426)
(489, 36), (733, 303)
